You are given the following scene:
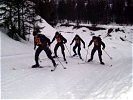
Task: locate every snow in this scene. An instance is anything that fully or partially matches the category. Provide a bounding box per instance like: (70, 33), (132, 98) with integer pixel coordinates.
(0, 20), (133, 99)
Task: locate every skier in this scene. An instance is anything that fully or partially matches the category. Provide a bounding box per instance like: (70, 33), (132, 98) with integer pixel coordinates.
(87, 36), (105, 65)
(32, 27), (57, 68)
(51, 32), (67, 61)
(70, 34), (85, 59)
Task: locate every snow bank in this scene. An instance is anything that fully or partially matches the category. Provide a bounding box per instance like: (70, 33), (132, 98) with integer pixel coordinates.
(34, 16), (57, 38)
(0, 31), (33, 57)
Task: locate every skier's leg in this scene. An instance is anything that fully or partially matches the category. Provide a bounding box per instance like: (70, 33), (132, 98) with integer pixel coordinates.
(73, 45), (77, 56)
(34, 47), (42, 67)
(45, 48), (56, 66)
(78, 46), (82, 59)
(88, 48), (96, 62)
(98, 49), (104, 64)
(54, 43), (59, 57)
(61, 44), (66, 61)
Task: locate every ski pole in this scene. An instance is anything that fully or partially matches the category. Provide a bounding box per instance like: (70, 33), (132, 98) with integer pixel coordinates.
(56, 57), (66, 69)
(103, 50), (112, 60)
(85, 48), (89, 62)
(70, 45), (71, 56)
(51, 50), (66, 69)
(65, 44), (71, 56)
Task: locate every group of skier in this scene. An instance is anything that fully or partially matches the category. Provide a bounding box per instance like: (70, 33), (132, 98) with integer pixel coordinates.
(32, 27), (106, 68)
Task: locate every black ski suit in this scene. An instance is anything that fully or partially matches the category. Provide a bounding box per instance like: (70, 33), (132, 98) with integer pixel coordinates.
(70, 35), (85, 59)
(88, 37), (105, 64)
(34, 34), (56, 67)
(51, 33), (67, 61)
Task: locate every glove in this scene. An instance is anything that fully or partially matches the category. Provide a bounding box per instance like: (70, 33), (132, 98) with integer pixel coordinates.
(63, 42), (66, 44)
(83, 46), (85, 48)
(70, 43), (72, 45)
(102, 47), (105, 50)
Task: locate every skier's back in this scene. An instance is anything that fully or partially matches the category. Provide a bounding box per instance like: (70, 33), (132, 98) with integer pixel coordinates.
(70, 34), (85, 59)
(88, 36), (105, 64)
(51, 32), (67, 61)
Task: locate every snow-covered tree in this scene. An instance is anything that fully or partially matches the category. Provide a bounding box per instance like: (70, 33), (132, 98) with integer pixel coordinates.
(0, 0), (38, 40)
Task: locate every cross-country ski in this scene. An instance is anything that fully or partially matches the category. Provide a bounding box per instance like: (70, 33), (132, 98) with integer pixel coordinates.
(78, 61), (113, 67)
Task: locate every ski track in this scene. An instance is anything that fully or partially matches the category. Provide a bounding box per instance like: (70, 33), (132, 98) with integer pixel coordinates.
(1, 50), (132, 99)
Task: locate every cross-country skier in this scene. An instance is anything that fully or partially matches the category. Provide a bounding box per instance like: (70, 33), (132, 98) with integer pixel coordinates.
(51, 32), (67, 61)
(32, 27), (57, 68)
(70, 34), (85, 59)
(87, 36), (105, 65)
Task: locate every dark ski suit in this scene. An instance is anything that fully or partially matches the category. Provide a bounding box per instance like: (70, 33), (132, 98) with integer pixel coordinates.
(33, 31), (56, 68)
(88, 36), (105, 64)
(70, 35), (85, 59)
(51, 32), (67, 61)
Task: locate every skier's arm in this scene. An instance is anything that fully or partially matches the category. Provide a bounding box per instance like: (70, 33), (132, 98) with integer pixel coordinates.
(101, 41), (105, 50)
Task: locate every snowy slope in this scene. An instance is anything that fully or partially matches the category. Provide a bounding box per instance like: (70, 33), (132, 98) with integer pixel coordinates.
(1, 21), (133, 99)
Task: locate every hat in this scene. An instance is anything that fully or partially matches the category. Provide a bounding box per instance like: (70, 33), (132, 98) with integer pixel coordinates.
(92, 36), (96, 40)
(55, 32), (60, 35)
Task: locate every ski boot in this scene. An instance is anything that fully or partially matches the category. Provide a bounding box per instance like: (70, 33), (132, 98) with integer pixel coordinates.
(100, 62), (105, 65)
(72, 53), (77, 57)
(53, 55), (59, 58)
(32, 64), (40, 68)
(87, 59), (92, 62)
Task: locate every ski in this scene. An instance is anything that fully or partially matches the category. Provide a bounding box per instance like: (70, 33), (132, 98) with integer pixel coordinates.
(69, 56), (84, 61)
(80, 58), (84, 61)
(31, 65), (44, 68)
(38, 66), (44, 68)
(54, 57), (68, 64)
(78, 62), (88, 64)
(78, 61), (112, 67)
(69, 55), (78, 58)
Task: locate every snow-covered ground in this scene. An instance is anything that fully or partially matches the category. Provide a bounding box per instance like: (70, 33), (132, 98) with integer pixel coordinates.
(1, 20), (133, 99)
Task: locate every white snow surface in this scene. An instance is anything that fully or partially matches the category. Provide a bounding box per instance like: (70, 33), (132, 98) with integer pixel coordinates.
(1, 20), (133, 99)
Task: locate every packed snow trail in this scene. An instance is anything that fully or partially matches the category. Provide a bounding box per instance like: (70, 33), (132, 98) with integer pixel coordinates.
(1, 53), (132, 99)
(1, 23), (132, 99)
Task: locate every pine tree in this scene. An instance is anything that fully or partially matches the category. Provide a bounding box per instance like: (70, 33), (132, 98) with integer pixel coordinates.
(0, 0), (37, 40)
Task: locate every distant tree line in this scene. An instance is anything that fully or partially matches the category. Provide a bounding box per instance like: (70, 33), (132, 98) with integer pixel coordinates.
(0, 0), (133, 40)
(26, 0), (133, 26)
(50, 0), (133, 25)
